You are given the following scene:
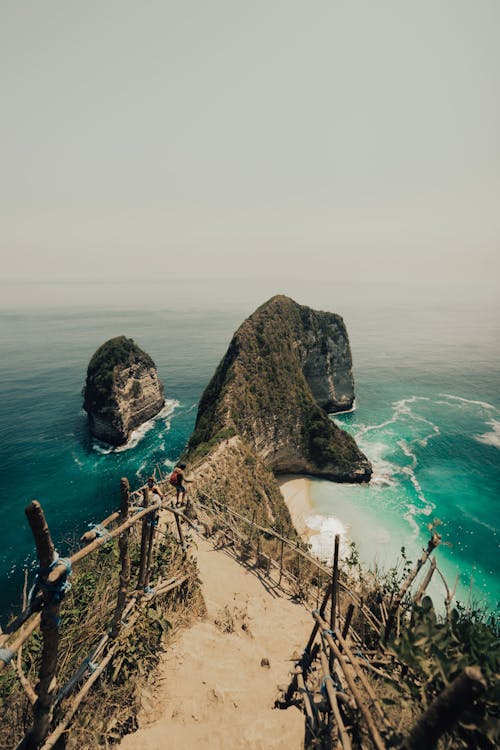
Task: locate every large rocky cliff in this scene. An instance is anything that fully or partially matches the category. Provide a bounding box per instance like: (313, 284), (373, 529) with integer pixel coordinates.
(83, 336), (165, 446)
(187, 295), (371, 482)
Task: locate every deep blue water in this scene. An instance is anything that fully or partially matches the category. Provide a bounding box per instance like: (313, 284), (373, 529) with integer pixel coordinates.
(0, 281), (498, 616)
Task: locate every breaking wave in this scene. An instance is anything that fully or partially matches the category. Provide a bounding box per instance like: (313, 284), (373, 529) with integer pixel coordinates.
(92, 399), (179, 454)
(475, 419), (500, 449)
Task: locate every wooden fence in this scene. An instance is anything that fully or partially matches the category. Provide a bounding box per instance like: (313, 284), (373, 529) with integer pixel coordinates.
(192, 492), (487, 750)
(0, 471), (486, 750)
(0, 473), (193, 749)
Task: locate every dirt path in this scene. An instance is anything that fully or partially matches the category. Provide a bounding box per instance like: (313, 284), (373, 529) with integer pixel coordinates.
(120, 533), (311, 750)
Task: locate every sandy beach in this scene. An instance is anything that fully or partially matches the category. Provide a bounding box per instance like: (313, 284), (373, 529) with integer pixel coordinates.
(278, 474), (317, 543)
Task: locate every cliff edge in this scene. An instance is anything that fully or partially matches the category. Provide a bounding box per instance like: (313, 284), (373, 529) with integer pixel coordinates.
(188, 295), (371, 482)
(83, 336), (165, 446)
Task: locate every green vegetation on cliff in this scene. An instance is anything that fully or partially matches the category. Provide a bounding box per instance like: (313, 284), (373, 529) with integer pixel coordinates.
(83, 336), (156, 417)
(187, 295), (370, 481)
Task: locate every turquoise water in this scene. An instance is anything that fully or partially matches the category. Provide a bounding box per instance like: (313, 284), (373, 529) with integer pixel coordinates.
(0, 281), (498, 617)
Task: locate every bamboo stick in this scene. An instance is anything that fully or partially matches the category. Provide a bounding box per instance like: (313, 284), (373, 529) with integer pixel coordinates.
(278, 532), (284, 586)
(296, 670), (317, 734)
(335, 629), (390, 728)
(137, 489), (151, 589)
(342, 604), (355, 642)
(312, 612), (386, 750)
(330, 534), (340, 670)
(434, 565), (458, 622)
(16, 569), (37, 705)
(353, 658), (399, 685)
(413, 558), (436, 606)
(331, 534), (340, 632)
(143, 522), (157, 588)
(38, 620), (136, 750)
(111, 478), (131, 637)
(319, 648), (352, 750)
(54, 634), (109, 707)
(384, 533), (441, 642)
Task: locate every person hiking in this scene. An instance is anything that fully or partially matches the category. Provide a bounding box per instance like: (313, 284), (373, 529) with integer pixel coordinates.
(147, 476), (163, 527)
(147, 476), (163, 500)
(169, 463), (189, 506)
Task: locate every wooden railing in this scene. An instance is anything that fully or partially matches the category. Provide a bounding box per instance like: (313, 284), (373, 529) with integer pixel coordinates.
(0, 468), (482, 750)
(0, 474), (193, 750)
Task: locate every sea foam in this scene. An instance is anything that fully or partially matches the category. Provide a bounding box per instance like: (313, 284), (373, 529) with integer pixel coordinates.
(92, 399), (179, 454)
(475, 419), (500, 449)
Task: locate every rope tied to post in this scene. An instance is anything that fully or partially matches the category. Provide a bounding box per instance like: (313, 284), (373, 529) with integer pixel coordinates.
(0, 648), (15, 665)
(87, 522), (111, 541)
(29, 554), (73, 604)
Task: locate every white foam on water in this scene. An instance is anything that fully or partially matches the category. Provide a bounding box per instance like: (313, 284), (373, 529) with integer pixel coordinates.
(475, 419), (500, 449)
(92, 441), (113, 455)
(91, 399), (179, 454)
(307, 514), (351, 564)
(355, 415), (398, 439)
(364, 442), (399, 487)
(439, 393), (497, 412)
(163, 458), (176, 469)
(135, 461), (147, 479)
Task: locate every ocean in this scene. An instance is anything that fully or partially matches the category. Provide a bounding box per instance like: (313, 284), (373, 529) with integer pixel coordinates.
(0, 279), (498, 618)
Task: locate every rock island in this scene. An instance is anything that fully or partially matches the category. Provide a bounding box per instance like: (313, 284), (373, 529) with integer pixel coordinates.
(83, 336), (165, 446)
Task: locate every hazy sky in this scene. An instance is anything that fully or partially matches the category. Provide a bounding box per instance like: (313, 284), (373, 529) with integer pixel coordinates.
(1, 1), (499, 287)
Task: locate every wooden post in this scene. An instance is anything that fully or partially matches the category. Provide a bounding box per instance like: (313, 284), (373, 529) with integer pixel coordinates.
(174, 513), (186, 558)
(143, 513), (157, 589)
(413, 558), (437, 606)
(278, 530), (284, 586)
(331, 534), (340, 631)
(24, 501), (62, 749)
(329, 534), (340, 670)
(360, 595), (366, 647)
(384, 532), (441, 642)
(137, 489), (151, 589)
(111, 478), (131, 637)
(400, 667), (486, 750)
(341, 603), (355, 642)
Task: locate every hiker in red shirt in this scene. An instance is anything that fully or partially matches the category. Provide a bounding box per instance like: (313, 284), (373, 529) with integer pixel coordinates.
(169, 463), (189, 506)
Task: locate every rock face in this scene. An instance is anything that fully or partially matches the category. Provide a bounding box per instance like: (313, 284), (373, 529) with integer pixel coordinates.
(83, 336), (165, 446)
(187, 295), (371, 482)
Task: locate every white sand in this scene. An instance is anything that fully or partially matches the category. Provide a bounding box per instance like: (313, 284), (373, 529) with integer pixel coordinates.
(120, 533), (312, 750)
(278, 474), (317, 543)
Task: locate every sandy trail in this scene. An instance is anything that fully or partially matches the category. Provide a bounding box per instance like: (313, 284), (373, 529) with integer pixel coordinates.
(120, 533), (311, 750)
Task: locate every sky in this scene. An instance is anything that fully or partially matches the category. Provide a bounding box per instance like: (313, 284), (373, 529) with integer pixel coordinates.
(1, 1), (499, 290)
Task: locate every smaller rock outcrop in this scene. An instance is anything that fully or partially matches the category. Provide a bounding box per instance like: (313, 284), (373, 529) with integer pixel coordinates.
(83, 336), (165, 446)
